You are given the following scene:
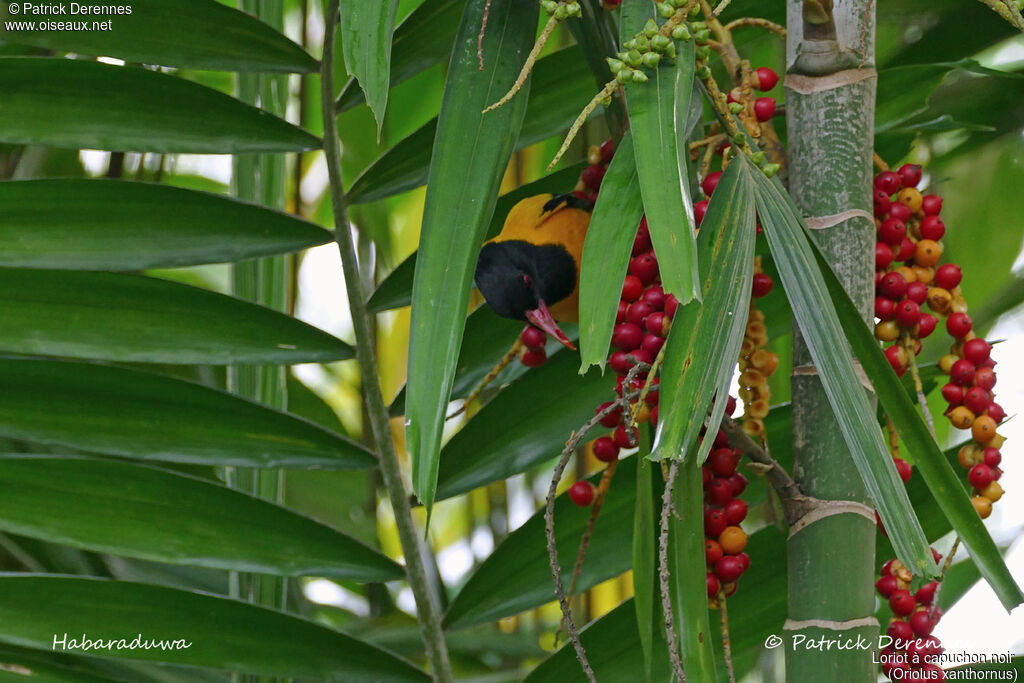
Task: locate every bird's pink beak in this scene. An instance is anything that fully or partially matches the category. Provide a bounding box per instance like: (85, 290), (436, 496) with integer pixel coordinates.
(526, 301), (575, 350)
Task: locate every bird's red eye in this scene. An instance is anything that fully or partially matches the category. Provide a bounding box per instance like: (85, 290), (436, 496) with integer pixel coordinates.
(523, 274), (533, 287)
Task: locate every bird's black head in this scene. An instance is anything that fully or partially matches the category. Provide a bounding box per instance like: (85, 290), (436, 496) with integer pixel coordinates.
(474, 240), (576, 321)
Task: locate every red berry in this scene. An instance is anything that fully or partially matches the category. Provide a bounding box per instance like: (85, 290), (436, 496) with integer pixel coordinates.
(920, 215), (945, 241)
(974, 367), (997, 391)
(942, 382), (964, 405)
(887, 619), (914, 642)
(629, 348), (653, 366)
(568, 481), (595, 506)
(934, 263), (962, 290)
(596, 401), (622, 428)
(520, 348), (547, 367)
(874, 171), (902, 195)
(599, 138), (615, 164)
(708, 448), (740, 477)
(874, 194), (891, 218)
(581, 164), (605, 190)
(735, 552), (750, 572)
(645, 312), (668, 336)
(917, 313), (937, 338)
(915, 581), (938, 605)
(701, 171), (723, 197)
(875, 296), (896, 320)
(613, 424), (638, 449)
(983, 448), (1002, 468)
(884, 345), (906, 374)
(608, 350), (633, 375)
(714, 555), (744, 582)
(664, 294), (679, 319)
(946, 312), (972, 338)
(629, 253), (659, 284)
(626, 301), (653, 326)
(593, 435), (620, 463)
(878, 272), (907, 299)
(963, 387), (991, 415)
(726, 472), (748, 497)
(879, 218), (906, 246)
(726, 88), (740, 104)
(753, 97), (776, 121)
(694, 199), (709, 226)
(895, 237), (916, 261)
(612, 322), (644, 351)
(520, 326), (547, 349)
(621, 275), (643, 302)
(755, 66), (779, 91)
(642, 285), (665, 310)
(713, 430), (730, 450)
(932, 548), (944, 564)
(897, 163), (922, 188)
(987, 402), (1005, 423)
(889, 589), (916, 616)
(950, 359), (976, 386)
(875, 574), (899, 598)
(968, 463), (994, 490)
(644, 386), (659, 406)
(706, 478), (733, 506)
(906, 281), (928, 304)
(895, 299), (921, 328)
(706, 572), (721, 597)
(909, 611), (935, 637)
(963, 338), (991, 364)
(889, 202), (912, 223)
(642, 333), (665, 356)
(615, 300), (628, 324)
(725, 396), (737, 416)
(724, 498), (747, 525)
(705, 540), (723, 565)
(893, 457), (912, 484)
(921, 194), (943, 215)
(650, 405), (658, 425)
(751, 272), (774, 298)
(875, 242), (893, 269)
(633, 217), (652, 255)
(991, 465), (1003, 481)
(704, 509), (728, 537)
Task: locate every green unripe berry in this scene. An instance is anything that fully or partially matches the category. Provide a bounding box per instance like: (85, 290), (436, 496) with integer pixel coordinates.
(728, 102), (744, 114)
(607, 57), (625, 73)
(762, 163), (780, 178)
(642, 52), (662, 68)
(695, 64), (711, 79)
(691, 21), (707, 30)
(616, 69), (634, 84)
(672, 0), (688, 6)
(617, 51), (630, 61)
(566, 1), (582, 17)
(664, 42), (676, 58)
(751, 151), (766, 165)
(732, 132), (746, 145)
(694, 28), (711, 42)
(644, 18), (660, 37)
(631, 69), (649, 83)
(651, 34), (671, 51)
(688, 6), (702, 19)
(553, 4), (568, 20)
(623, 39), (637, 50)
(541, 0), (559, 14)
(672, 25), (691, 40)
(657, 2), (675, 18)
(696, 45), (711, 59)
(626, 49), (644, 67)
(634, 36), (651, 52)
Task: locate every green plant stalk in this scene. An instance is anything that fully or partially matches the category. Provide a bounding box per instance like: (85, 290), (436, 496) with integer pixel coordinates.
(320, 2), (452, 681)
(784, 1), (879, 679)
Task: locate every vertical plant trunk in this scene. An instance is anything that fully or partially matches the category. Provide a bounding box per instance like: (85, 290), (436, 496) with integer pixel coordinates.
(784, 1), (879, 680)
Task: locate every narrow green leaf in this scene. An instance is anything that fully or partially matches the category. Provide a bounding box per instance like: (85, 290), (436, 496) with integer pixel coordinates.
(444, 462), (637, 629)
(0, 576), (428, 681)
(620, 0), (700, 303)
(435, 349), (614, 501)
(0, 0), (316, 72)
(0, 180), (331, 270)
(347, 46), (595, 205)
(0, 645), (124, 682)
(406, 0), (539, 513)
(632, 428), (658, 683)
(0, 269), (351, 365)
(654, 159), (756, 463)
(0, 358), (374, 469)
(336, 0), (462, 112)
(577, 131), (644, 371)
(0, 455), (400, 581)
(750, 167), (938, 578)
(367, 164), (584, 313)
(339, 0), (399, 133)
(811, 242), (1024, 611)
(0, 58), (319, 153)
(669, 457), (718, 680)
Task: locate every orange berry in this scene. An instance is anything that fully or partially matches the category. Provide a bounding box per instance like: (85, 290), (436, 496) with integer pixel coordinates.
(912, 266), (935, 285)
(938, 354), (959, 374)
(980, 481), (1004, 503)
(971, 496), (992, 519)
(914, 240), (943, 267)
(896, 265), (917, 283)
(948, 406), (975, 429)
(898, 187), (923, 212)
(958, 444), (982, 468)
(875, 321), (900, 342)
(927, 287), (952, 314)
(972, 416), (997, 443)
(718, 526), (748, 554)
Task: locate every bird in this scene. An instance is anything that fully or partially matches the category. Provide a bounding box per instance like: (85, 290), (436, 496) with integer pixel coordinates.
(474, 193), (592, 350)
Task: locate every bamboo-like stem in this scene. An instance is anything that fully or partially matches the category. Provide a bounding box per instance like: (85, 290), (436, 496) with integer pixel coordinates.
(723, 17), (786, 36)
(320, 3), (453, 680)
(483, 14), (560, 113)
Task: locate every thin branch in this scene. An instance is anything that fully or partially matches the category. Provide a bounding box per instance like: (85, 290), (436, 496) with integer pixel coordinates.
(658, 459), (687, 683)
(320, 3), (453, 680)
(975, 0), (1024, 30)
(873, 152), (890, 172)
(719, 417), (808, 524)
(711, 0), (735, 17)
(484, 14), (559, 112)
(902, 335), (937, 439)
(719, 593), (737, 683)
(722, 17), (786, 36)
(549, 80), (620, 170)
(477, 0), (493, 70)
(446, 339), (522, 420)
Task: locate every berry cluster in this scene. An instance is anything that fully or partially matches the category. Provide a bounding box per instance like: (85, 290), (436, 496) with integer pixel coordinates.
(727, 66), (779, 124)
(872, 164), (1008, 518)
(703, 421), (751, 605)
(875, 551), (946, 681)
